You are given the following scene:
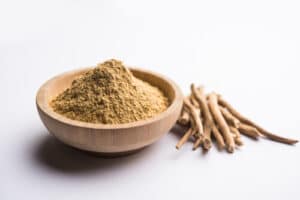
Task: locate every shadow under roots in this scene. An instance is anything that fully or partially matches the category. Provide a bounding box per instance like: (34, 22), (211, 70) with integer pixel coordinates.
(170, 124), (196, 144)
(170, 124), (188, 139)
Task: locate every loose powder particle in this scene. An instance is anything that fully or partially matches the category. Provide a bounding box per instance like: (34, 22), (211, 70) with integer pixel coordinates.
(51, 59), (169, 124)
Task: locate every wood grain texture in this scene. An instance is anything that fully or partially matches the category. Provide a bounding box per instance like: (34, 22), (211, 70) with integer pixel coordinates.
(36, 67), (183, 156)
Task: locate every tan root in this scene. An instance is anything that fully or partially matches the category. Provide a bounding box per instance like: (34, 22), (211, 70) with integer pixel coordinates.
(230, 126), (243, 146)
(219, 106), (240, 128)
(208, 93), (235, 153)
(191, 85), (213, 151)
(183, 98), (203, 136)
(238, 123), (260, 139)
(177, 108), (190, 126)
(176, 128), (195, 149)
(211, 125), (226, 150)
(190, 95), (200, 108)
(218, 97), (298, 145)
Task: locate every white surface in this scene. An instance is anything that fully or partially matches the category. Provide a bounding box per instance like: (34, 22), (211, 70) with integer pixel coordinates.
(1, 0), (300, 199)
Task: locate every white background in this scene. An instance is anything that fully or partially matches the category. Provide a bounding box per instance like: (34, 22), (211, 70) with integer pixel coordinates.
(1, 0), (299, 199)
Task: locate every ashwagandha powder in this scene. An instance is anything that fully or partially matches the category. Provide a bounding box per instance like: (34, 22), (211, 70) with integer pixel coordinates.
(51, 59), (169, 124)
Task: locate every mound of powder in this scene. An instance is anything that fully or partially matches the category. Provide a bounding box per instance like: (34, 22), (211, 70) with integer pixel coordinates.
(51, 59), (169, 124)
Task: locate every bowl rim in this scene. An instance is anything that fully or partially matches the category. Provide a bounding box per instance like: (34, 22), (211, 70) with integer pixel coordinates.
(36, 67), (183, 130)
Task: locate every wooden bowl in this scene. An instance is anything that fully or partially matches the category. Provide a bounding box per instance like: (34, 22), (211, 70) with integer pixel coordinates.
(36, 67), (183, 156)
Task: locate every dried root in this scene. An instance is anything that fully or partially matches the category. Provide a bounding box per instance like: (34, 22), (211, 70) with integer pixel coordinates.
(191, 85), (213, 151)
(211, 125), (226, 150)
(208, 93), (235, 153)
(238, 123), (260, 139)
(175, 85), (298, 154)
(183, 98), (203, 136)
(219, 106), (239, 128)
(218, 97), (298, 144)
(176, 128), (195, 149)
(177, 108), (190, 126)
(230, 126), (243, 146)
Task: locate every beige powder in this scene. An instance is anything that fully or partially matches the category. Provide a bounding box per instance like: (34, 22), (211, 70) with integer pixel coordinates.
(51, 59), (169, 124)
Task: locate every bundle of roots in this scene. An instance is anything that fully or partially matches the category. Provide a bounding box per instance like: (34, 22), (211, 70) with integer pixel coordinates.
(176, 84), (298, 153)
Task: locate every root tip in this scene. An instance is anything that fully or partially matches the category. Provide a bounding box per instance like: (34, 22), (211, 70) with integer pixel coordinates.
(227, 146), (235, 153)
